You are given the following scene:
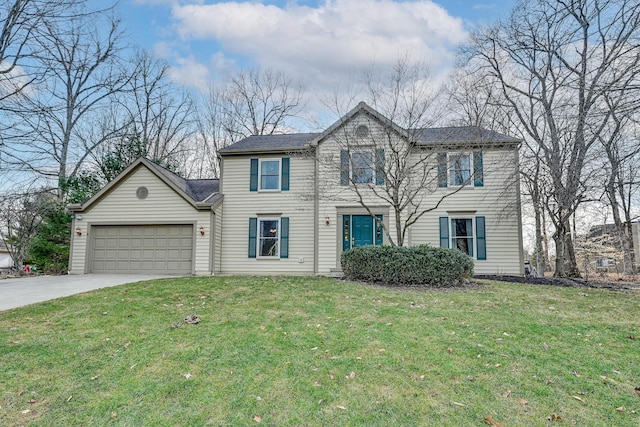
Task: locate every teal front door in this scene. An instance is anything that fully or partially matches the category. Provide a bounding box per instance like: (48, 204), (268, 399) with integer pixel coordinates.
(342, 215), (383, 251)
(352, 215), (374, 247)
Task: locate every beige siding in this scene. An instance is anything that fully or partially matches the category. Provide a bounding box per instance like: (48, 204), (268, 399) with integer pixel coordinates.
(69, 166), (213, 275)
(219, 154), (315, 274)
(213, 203), (223, 274)
(316, 115), (403, 274)
(409, 148), (523, 275)
(315, 113), (523, 276)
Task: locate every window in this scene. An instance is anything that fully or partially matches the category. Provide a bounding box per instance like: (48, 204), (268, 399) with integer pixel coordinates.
(352, 151), (373, 184)
(248, 217), (289, 259)
(438, 151), (483, 188)
(439, 216), (486, 260)
(260, 159), (280, 190)
(449, 154), (471, 186)
(340, 149), (384, 185)
(451, 218), (473, 256)
(250, 158), (290, 191)
(259, 219), (279, 257)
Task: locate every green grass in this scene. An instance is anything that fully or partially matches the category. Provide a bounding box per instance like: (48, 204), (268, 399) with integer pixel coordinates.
(1, 276), (639, 426)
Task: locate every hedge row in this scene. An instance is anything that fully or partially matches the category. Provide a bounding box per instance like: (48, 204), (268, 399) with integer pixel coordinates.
(341, 244), (474, 287)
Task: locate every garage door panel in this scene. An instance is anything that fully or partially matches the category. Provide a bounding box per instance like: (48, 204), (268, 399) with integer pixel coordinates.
(91, 225), (193, 274)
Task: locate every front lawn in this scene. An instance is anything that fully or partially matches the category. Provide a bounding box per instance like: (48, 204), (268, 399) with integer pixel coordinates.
(1, 276), (639, 426)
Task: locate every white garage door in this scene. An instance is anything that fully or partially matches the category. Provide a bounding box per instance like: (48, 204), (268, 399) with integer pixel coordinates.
(90, 225), (193, 274)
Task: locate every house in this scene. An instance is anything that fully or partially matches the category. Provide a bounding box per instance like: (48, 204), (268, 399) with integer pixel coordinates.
(576, 222), (640, 273)
(0, 240), (13, 269)
(68, 102), (524, 276)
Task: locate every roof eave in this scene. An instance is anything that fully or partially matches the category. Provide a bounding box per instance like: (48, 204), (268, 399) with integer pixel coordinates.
(218, 146), (312, 156)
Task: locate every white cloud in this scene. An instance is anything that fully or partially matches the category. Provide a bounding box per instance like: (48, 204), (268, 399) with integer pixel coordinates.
(167, 55), (212, 90)
(170, 0), (467, 91)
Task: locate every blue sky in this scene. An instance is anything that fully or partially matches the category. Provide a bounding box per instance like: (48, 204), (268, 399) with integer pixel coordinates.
(113, 0), (516, 95)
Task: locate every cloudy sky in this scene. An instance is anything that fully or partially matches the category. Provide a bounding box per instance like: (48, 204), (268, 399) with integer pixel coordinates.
(115, 0), (516, 95)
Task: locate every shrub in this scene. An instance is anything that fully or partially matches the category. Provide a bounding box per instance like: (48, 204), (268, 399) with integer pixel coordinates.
(341, 244), (474, 287)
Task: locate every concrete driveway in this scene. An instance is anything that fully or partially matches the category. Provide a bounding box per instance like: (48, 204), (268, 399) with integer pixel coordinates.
(0, 274), (177, 311)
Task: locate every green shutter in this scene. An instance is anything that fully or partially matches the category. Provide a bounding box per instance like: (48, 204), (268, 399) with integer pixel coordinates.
(473, 151), (484, 187)
(280, 217), (289, 258)
(340, 150), (349, 186)
(248, 217), (257, 258)
(439, 217), (449, 248)
(476, 216), (486, 260)
(437, 153), (447, 187)
(250, 158), (258, 191)
(343, 215), (350, 251)
(375, 149), (385, 185)
(281, 157), (290, 191)
(375, 215), (383, 245)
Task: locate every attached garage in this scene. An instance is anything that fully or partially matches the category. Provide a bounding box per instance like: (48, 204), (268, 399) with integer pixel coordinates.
(90, 225), (194, 274)
(68, 158), (221, 276)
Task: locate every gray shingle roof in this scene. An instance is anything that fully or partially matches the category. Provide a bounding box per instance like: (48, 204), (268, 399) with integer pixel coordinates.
(142, 161), (219, 203)
(219, 126), (520, 154)
(218, 133), (320, 155)
(413, 127), (521, 144)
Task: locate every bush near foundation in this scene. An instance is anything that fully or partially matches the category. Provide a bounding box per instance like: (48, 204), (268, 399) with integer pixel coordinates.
(341, 244), (474, 287)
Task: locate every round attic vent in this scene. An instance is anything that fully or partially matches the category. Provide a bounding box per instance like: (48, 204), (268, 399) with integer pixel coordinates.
(355, 125), (369, 138)
(136, 186), (149, 199)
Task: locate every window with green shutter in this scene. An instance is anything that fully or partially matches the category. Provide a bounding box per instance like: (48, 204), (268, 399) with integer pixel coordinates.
(248, 217), (289, 259)
(250, 158), (290, 191)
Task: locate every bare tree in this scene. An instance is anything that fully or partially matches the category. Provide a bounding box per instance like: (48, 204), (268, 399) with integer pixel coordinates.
(2, 4), (131, 198)
(92, 49), (195, 180)
(0, 0), (83, 100)
(0, 188), (51, 270)
(191, 67), (306, 178)
(465, 0), (640, 277)
(598, 114), (640, 274)
(319, 58), (498, 247)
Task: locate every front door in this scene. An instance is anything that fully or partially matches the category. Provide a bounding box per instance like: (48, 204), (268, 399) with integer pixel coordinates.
(342, 214), (383, 251)
(352, 215), (374, 247)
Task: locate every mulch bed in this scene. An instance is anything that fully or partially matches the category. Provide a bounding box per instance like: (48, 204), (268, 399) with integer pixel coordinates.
(475, 275), (640, 292)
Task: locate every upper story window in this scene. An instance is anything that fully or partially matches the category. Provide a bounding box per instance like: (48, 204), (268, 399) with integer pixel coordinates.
(438, 151), (483, 188)
(340, 149), (385, 186)
(351, 151), (374, 184)
(448, 154), (471, 186)
(250, 157), (290, 192)
(260, 159), (280, 190)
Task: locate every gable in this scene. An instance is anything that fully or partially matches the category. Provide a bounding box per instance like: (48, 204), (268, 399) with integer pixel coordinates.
(311, 102), (410, 148)
(68, 158), (218, 213)
(79, 166), (203, 216)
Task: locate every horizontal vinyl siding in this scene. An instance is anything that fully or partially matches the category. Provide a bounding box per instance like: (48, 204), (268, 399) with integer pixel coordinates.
(220, 155), (315, 274)
(316, 116), (403, 274)
(70, 167), (213, 275)
(410, 149), (522, 275)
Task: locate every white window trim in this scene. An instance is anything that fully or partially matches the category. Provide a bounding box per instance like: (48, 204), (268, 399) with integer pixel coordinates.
(258, 158), (281, 192)
(450, 216), (476, 259)
(447, 152), (473, 187)
(257, 217), (281, 258)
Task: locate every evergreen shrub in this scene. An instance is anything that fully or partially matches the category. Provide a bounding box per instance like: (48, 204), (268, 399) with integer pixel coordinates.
(341, 244), (474, 287)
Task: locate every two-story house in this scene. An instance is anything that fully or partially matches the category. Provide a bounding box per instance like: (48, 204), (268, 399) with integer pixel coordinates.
(68, 102), (524, 276)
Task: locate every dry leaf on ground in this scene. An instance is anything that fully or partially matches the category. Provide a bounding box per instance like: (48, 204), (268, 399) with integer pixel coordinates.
(484, 415), (505, 427)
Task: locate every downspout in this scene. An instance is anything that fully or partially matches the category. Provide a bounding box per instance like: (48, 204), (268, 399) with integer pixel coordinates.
(314, 148), (319, 275)
(515, 145), (526, 276)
